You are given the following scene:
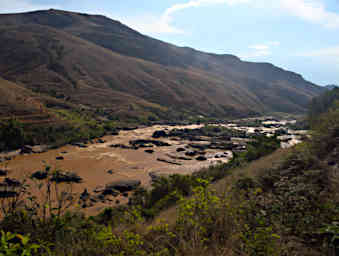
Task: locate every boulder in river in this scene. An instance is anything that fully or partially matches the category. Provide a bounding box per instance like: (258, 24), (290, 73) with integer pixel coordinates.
(189, 143), (209, 150)
(152, 130), (167, 138)
(71, 143), (88, 148)
(20, 145), (33, 154)
(111, 130), (119, 136)
(196, 156), (207, 161)
(121, 127), (138, 131)
(31, 171), (48, 180)
(80, 189), (90, 201)
(130, 139), (171, 148)
(51, 171), (82, 183)
(0, 190), (18, 198)
(31, 145), (49, 153)
(4, 178), (21, 187)
(104, 180), (141, 193)
(94, 186), (105, 193)
(21, 145), (48, 154)
(145, 149), (154, 154)
(185, 151), (198, 157)
(0, 169), (8, 176)
(178, 156), (192, 161)
(110, 144), (134, 149)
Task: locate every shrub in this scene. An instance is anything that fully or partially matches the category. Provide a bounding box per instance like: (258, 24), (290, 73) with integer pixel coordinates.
(0, 231), (42, 256)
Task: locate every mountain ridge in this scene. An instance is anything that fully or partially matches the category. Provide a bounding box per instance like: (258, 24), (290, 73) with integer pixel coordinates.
(0, 9), (325, 120)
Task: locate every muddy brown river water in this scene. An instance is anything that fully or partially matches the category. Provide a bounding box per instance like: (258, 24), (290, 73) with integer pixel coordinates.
(0, 124), (233, 215)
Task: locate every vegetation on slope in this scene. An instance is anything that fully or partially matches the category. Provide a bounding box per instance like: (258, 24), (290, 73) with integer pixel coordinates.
(0, 9), (324, 120)
(0, 88), (337, 255)
(309, 87), (339, 122)
(0, 133), (280, 255)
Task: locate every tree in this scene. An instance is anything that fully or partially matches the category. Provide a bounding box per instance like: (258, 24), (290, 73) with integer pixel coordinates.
(0, 119), (25, 151)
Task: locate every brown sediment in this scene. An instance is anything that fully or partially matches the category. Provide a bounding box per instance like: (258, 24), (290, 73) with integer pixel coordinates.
(0, 124), (231, 215)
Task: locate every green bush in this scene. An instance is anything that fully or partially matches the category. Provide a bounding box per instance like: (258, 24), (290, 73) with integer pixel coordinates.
(0, 119), (25, 151)
(0, 231), (42, 256)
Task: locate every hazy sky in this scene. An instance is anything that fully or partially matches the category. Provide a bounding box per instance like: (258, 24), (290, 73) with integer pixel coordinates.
(1, 0), (338, 86)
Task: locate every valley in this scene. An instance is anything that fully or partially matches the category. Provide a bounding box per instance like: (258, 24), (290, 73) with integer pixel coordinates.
(0, 116), (305, 215)
(0, 5), (336, 255)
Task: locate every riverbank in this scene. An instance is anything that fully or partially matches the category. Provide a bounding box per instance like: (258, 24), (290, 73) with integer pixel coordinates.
(0, 117), (306, 215)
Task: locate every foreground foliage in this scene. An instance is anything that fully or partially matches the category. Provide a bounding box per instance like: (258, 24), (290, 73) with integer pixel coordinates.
(1, 89), (339, 255)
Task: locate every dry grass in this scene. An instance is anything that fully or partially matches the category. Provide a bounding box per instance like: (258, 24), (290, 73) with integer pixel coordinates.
(0, 9), (324, 121)
(213, 148), (290, 195)
(149, 148), (291, 230)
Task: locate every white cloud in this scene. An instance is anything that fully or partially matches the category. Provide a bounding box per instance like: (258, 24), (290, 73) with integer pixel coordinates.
(249, 44), (270, 50)
(123, 0), (339, 35)
(119, 0), (251, 35)
(0, 0), (59, 14)
(108, 14), (185, 35)
(279, 0), (339, 28)
(241, 41), (281, 59)
(3, 0), (339, 36)
(162, 0), (250, 25)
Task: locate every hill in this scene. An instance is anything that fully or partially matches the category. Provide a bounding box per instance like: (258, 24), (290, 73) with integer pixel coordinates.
(325, 84), (339, 90)
(0, 9), (325, 121)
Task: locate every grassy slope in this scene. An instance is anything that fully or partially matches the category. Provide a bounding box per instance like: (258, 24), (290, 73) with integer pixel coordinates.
(152, 148), (290, 227)
(0, 24), (258, 118)
(0, 9), (325, 119)
(0, 77), (123, 149)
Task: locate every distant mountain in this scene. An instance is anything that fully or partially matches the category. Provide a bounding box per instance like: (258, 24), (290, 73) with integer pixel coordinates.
(0, 9), (325, 120)
(325, 84), (339, 90)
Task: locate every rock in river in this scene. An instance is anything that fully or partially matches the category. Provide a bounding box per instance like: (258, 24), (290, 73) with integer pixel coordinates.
(31, 171), (48, 180)
(145, 149), (154, 154)
(51, 171), (82, 183)
(152, 130), (167, 138)
(104, 180), (141, 193)
(0, 169), (8, 176)
(196, 156), (207, 161)
(130, 139), (171, 147)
